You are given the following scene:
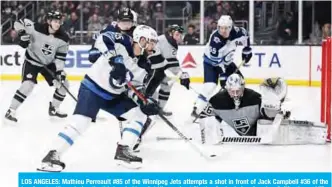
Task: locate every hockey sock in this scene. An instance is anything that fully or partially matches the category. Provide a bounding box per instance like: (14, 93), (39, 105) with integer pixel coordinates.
(119, 120), (144, 149)
(53, 115), (91, 155)
(158, 89), (170, 109)
(9, 81), (34, 110)
(52, 89), (66, 108)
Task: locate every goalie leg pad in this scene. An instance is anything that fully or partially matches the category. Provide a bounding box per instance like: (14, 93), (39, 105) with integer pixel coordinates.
(257, 119), (328, 144)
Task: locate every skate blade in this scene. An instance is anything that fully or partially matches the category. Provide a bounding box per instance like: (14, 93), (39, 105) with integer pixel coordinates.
(3, 118), (18, 126)
(36, 163), (64, 172)
(115, 160), (142, 169)
(49, 116), (67, 122)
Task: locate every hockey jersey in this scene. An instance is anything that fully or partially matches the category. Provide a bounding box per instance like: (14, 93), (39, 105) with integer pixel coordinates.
(83, 31), (144, 99)
(156, 34), (179, 71)
(14, 19), (69, 71)
(209, 88), (262, 136)
(204, 26), (249, 66)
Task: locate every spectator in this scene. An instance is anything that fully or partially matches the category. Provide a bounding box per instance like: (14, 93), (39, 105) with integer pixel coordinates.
(206, 20), (218, 42)
(183, 24), (199, 45)
(63, 11), (80, 44)
(212, 4), (223, 21)
(87, 13), (102, 43)
(37, 8), (46, 24)
(277, 12), (297, 45)
(3, 29), (17, 44)
(322, 23), (331, 39)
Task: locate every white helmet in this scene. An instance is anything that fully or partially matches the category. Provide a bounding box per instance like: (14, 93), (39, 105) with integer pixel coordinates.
(225, 73), (245, 108)
(218, 15), (233, 30)
(131, 10), (138, 26)
(133, 25), (158, 49)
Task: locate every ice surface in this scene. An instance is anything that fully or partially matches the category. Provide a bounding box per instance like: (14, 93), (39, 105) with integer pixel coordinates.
(0, 81), (330, 187)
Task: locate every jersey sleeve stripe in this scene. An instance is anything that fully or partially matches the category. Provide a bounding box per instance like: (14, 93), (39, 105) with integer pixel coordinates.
(55, 52), (67, 57)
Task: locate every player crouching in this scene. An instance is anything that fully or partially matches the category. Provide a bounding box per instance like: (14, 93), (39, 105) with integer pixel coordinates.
(197, 74), (328, 145)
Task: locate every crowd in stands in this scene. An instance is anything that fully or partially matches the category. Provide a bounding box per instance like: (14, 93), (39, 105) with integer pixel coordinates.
(1, 0), (330, 45)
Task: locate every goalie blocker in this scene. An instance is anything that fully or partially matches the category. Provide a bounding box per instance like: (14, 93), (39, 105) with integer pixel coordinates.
(198, 74), (328, 145)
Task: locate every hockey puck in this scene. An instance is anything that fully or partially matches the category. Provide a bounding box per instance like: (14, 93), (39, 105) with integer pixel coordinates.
(210, 154), (216, 157)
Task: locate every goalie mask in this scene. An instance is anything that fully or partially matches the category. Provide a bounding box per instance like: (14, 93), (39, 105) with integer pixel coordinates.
(225, 73), (245, 109)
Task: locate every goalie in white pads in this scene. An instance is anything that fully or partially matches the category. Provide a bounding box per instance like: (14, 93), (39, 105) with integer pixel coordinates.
(198, 74), (327, 145)
(37, 25), (160, 171)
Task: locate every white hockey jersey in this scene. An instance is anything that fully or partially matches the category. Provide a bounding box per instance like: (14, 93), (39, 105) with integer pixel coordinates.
(82, 31), (144, 99)
(204, 26), (250, 66)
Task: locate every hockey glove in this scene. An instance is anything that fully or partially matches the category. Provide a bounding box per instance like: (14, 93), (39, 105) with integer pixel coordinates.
(140, 98), (159, 116)
(242, 46), (252, 64)
(17, 30), (30, 48)
(109, 55), (127, 88)
(54, 70), (66, 89)
(180, 72), (190, 90)
(88, 47), (101, 63)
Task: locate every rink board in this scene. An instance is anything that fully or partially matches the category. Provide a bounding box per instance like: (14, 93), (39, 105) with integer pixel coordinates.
(0, 45), (322, 86)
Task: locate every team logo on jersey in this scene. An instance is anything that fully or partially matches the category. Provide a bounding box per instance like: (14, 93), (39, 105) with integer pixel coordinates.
(181, 53), (196, 68)
(41, 44), (54, 56)
(232, 117), (250, 135)
(213, 36), (221, 44)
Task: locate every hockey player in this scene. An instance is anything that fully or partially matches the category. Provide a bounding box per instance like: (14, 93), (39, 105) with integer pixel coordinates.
(37, 25), (160, 171)
(192, 15), (252, 118)
(153, 24), (190, 116)
(4, 11), (70, 123)
(89, 8), (136, 63)
(130, 25), (191, 150)
(198, 74), (327, 145)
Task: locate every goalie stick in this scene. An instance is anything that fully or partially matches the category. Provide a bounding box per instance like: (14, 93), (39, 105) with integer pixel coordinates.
(126, 81), (217, 159)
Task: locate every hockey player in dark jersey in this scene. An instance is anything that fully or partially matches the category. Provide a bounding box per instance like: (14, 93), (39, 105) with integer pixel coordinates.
(4, 11), (70, 124)
(192, 15), (252, 118)
(88, 8), (136, 63)
(196, 74), (327, 145)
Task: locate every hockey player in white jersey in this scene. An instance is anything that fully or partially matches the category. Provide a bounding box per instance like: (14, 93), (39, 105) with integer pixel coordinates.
(4, 11), (70, 123)
(37, 26), (160, 171)
(197, 74), (327, 145)
(192, 15), (252, 118)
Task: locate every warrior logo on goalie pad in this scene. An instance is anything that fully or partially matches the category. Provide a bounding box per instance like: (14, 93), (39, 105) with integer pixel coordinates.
(232, 117), (250, 135)
(41, 44), (54, 56)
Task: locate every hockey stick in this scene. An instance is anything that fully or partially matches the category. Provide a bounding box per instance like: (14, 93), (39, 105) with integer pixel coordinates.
(126, 81), (217, 159)
(42, 66), (78, 102)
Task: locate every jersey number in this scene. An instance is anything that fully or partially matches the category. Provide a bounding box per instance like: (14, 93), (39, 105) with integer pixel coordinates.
(232, 117), (250, 135)
(209, 46), (217, 55)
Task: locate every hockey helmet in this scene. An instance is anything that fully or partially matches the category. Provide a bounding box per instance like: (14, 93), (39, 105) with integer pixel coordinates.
(168, 24), (184, 34)
(47, 11), (62, 20)
(225, 73), (245, 101)
(218, 15), (233, 37)
(117, 8), (134, 22)
(133, 25), (158, 49)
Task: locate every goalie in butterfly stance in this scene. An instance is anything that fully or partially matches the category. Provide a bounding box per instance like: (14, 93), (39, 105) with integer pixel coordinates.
(196, 74), (327, 145)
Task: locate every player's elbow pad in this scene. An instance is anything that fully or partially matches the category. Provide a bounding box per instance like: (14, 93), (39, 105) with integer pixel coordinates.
(88, 48), (101, 63)
(18, 40), (29, 48)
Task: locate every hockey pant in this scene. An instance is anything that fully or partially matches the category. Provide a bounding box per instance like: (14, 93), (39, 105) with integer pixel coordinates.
(9, 60), (68, 111)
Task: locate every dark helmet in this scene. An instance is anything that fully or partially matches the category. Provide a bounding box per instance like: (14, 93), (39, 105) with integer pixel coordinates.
(47, 11), (62, 20)
(168, 24), (184, 33)
(117, 8), (134, 22)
